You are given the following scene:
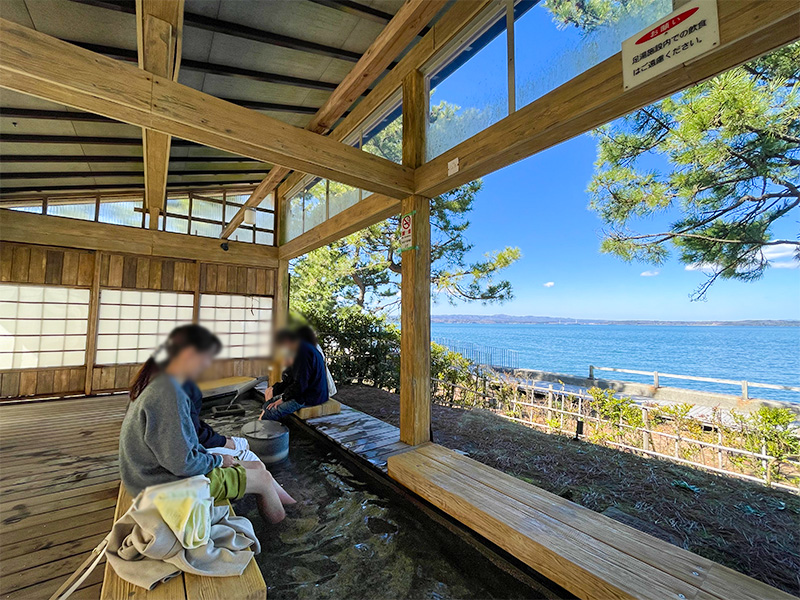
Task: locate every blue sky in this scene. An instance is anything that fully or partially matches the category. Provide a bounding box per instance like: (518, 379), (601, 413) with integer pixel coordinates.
(426, 2), (799, 321)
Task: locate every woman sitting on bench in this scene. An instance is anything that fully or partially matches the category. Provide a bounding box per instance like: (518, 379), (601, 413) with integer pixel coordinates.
(119, 324), (296, 524)
(260, 328), (329, 420)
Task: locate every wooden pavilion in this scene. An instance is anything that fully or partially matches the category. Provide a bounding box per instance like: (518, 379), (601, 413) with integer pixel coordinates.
(0, 0), (797, 598)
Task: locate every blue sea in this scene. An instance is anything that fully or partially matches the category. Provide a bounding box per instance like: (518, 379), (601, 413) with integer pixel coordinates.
(430, 323), (800, 404)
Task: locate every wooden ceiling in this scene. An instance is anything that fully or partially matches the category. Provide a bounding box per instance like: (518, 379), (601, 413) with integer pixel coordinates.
(0, 0), (424, 197)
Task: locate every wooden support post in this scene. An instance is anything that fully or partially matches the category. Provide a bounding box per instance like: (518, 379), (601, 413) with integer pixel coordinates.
(84, 251), (102, 395)
(271, 258), (289, 385)
(400, 69), (430, 446)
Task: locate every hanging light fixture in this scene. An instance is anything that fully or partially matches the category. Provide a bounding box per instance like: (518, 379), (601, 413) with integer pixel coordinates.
(243, 207), (256, 225)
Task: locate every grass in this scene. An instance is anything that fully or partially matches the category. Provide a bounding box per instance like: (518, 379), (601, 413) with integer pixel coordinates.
(336, 384), (800, 597)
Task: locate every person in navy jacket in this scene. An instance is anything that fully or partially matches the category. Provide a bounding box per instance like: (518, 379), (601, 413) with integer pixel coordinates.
(260, 329), (328, 420)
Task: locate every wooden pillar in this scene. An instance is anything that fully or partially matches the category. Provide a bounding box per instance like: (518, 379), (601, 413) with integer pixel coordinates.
(84, 251), (102, 395)
(400, 69), (431, 445)
(271, 257), (290, 384)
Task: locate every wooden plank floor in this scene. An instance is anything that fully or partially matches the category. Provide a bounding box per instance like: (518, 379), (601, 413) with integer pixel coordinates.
(0, 395), (128, 600)
(297, 403), (411, 471)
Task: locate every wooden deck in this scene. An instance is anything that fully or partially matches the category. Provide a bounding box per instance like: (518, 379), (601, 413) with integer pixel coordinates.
(0, 394), (128, 600)
(296, 403), (411, 472)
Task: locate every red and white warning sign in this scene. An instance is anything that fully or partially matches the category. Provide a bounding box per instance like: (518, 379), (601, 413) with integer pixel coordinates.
(621, 0), (719, 90)
(399, 212), (413, 250)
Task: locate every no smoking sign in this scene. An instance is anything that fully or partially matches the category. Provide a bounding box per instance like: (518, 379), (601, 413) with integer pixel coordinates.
(399, 211), (415, 252)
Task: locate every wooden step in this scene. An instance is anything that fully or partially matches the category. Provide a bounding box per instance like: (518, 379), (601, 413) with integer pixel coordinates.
(296, 399), (341, 420)
(388, 444), (794, 600)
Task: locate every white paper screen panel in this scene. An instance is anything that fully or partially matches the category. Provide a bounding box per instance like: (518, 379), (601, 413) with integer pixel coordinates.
(199, 294), (272, 359)
(96, 289), (194, 365)
(0, 284), (90, 369)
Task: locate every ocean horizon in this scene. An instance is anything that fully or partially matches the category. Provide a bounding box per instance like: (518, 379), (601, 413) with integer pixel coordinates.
(430, 322), (800, 404)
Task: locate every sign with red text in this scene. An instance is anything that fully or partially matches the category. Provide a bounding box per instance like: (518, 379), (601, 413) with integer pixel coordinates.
(622, 0), (719, 90)
(399, 211), (414, 251)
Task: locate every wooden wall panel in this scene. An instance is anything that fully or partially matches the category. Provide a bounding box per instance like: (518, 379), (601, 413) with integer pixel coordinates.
(198, 263), (275, 296)
(0, 242), (95, 287)
(0, 367), (87, 400)
(1, 240), (275, 400)
(88, 358), (271, 393)
(95, 253), (199, 292)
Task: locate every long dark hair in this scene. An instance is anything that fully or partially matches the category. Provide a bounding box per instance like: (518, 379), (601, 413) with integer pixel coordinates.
(296, 325), (319, 347)
(130, 324), (221, 400)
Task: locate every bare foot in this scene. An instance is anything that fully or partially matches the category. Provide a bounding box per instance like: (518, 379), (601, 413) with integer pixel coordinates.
(257, 497), (286, 524)
(275, 483), (297, 505)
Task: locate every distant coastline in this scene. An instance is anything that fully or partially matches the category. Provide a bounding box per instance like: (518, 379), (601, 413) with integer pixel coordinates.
(430, 314), (800, 327)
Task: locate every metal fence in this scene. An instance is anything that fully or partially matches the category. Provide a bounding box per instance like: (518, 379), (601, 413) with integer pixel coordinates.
(431, 377), (800, 493)
(590, 365), (800, 400)
(433, 337), (519, 369)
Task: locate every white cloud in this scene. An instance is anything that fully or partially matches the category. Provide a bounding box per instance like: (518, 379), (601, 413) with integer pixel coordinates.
(543, 281), (555, 288)
(762, 243), (799, 269)
(685, 262), (717, 273)
(685, 244), (799, 273)
(640, 270), (660, 277)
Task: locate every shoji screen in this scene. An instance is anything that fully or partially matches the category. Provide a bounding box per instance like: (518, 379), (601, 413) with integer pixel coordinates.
(96, 290), (194, 364)
(0, 284), (89, 369)
(198, 294), (273, 359)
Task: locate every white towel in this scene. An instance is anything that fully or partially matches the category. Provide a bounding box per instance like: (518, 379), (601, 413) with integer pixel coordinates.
(208, 436), (260, 462)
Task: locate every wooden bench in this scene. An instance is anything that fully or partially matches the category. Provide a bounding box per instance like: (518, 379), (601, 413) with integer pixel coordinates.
(296, 399), (341, 420)
(389, 444), (795, 600)
(198, 376), (260, 400)
(100, 485), (266, 600)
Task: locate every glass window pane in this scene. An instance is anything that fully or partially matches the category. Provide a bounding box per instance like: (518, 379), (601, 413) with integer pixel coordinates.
(47, 198), (96, 221)
(167, 195), (190, 216)
(363, 110), (403, 164)
(427, 13), (508, 160)
(230, 227), (254, 243)
(255, 209), (274, 231)
(255, 231), (274, 246)
(190, 221), (221, 238)
(165, 216), (189, 234)
(328, 181), (360, 217)
(304, 180), (327, 232)
(2, 201), (43, 214)
(284, 193), (304, 242)
(515, 0), (672, 109)
(98, 197), (143, 228)
(192, 199), (223, 221)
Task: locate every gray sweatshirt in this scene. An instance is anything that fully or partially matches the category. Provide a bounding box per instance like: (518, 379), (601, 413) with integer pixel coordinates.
(119, 374), (222, 496)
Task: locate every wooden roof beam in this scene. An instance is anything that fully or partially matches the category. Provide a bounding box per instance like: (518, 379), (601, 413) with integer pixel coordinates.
(220, 0), (446, 240)
(0, 19), (413, 198)
(136, 0), (183, 228)
(0, 155), (263, 163)
(0, 208), (278, 267)
(1, 168), (270, 179)
(0, 180), (264, 196)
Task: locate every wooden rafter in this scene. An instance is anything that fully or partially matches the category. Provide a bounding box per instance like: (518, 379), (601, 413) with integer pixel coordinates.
(0, 18), (413, 198)
(136, 0), (184, 228)
(219, 0), (447, 240)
